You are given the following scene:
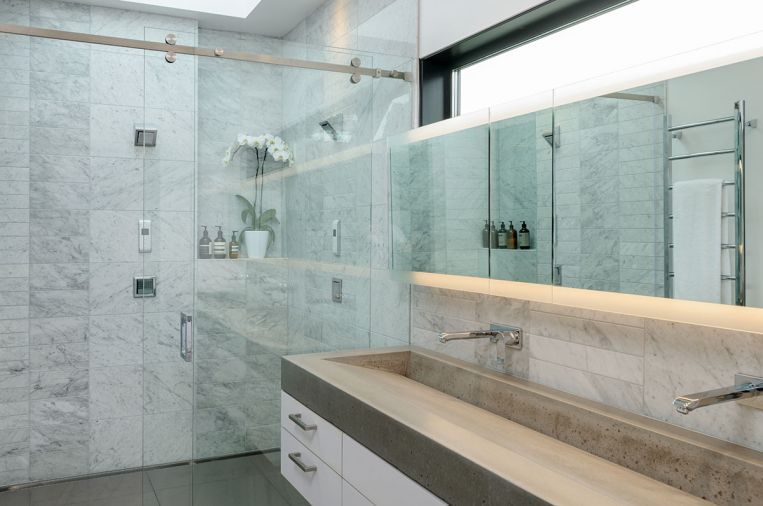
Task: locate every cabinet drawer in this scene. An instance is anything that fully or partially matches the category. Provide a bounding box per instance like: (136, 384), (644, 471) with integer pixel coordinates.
(281, 391), (342, 473)
(343, 480), (374, 506)
(281, 428), (342, 506)
(343, 435), (446, 506)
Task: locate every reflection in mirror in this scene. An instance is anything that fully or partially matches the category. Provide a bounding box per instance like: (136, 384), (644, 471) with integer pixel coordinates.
(489, 109), (553, 283)
(552, 84), (666, 297)
(554, 56), (762, 307)
(390, 122), (489, 277)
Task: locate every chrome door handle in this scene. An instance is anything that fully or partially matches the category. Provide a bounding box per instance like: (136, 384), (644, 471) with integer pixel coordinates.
(288, 413), (317, 432)
(288, 452), (317, 473)
(180, 312), (193, 362)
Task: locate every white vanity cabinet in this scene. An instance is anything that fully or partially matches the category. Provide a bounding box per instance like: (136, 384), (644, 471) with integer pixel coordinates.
(281, 391), (446, 506)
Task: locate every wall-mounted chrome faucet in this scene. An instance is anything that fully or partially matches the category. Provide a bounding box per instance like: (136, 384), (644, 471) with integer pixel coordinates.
(438, 325), (522, 349)
(673, 374), (763, 414)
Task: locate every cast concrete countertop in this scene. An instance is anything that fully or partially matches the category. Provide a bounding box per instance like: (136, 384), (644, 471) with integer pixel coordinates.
(281, 347), (721, 506)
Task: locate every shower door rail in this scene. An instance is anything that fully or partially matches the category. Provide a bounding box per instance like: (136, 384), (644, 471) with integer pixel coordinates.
(0, 23), (413, 82)
(665, 100), (748, 306)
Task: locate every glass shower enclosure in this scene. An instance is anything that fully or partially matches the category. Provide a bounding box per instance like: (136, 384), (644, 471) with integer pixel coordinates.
(0, 10), (412, 503)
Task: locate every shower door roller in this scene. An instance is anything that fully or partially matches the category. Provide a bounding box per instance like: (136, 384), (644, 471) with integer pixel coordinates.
(180, 312), (193, 362)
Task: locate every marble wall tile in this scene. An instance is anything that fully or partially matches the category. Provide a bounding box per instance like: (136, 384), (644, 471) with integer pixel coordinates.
(29, 316), (87, 345)
(88, 261), (142, 316)
(88, 211), (142, 263)
(29, 290), (89, 318)
(29, 369), (87, 400)
(29, 263), (88, 290)
(143, 361), (192, 414)
(30, 154), (89, 183)
(644, 319), (763, 452)
(89, 314), (142, 367)
(30, 71), (89, 104)
(89, 158), (143, 211)
(143, 410), (192, 466)
(29, 423), (88, 481)
(31, 396), (87, 426)
(90, 49), (144, 107)
(29, 342), (87, 371)
(89, 415), (141, 472)
(89, 365), (142, 419)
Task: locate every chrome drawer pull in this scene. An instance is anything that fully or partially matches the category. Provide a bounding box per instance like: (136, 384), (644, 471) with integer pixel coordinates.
(288, 413), (317, 432)
(288, 452), (317, 473)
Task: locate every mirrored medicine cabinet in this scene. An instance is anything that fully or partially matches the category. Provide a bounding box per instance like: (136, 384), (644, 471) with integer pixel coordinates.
(390, 55), (763, 308)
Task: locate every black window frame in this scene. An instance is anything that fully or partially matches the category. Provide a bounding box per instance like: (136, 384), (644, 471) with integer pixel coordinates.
(419, 0), (635, 126)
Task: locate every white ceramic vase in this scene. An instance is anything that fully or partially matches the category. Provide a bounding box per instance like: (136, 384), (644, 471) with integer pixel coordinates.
(243, 230), (269, 259)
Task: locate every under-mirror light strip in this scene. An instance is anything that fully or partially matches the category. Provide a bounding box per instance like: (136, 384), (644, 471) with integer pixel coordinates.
(405, 272), (763, 334)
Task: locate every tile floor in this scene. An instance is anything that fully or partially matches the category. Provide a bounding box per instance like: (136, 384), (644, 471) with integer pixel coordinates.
(0, 453), (308, 506)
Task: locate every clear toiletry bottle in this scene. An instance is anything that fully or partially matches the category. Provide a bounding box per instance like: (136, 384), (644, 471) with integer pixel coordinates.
(213, 226), (227, 259)
(482, 220), (490, 248)
(508, 221), (517, 250)
(518, 221), (531, 250)
(199, 226), (212, 259)
(229, 231), (240, 260)
(490, 221), (498, 249)
(498, 222), (508, 249)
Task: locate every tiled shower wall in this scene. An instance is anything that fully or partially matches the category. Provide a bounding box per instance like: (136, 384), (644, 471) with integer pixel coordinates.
(282, 0), (417, 353)
(554, 85), (666, 296)
(411, 285), (763, 453)
(0, 0), (198, 486)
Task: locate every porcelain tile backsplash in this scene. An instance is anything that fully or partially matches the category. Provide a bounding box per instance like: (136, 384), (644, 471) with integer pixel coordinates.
(411, 285), (763, 452)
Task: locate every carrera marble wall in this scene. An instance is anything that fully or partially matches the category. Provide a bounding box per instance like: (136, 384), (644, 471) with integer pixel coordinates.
(410, 285), (763, 452)
(0, 0), (198, 487)
(282, 0), (417, 355)
(554, 84), (666, 296)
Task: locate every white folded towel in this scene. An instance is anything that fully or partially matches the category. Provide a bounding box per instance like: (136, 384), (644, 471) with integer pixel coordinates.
(672, 178), (722, 303)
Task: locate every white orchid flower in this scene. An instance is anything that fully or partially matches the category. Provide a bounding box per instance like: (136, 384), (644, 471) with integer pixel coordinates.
(223, 132), (294, 165)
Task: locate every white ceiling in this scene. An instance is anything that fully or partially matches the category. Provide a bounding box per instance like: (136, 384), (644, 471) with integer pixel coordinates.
(73, 0), (326, 37)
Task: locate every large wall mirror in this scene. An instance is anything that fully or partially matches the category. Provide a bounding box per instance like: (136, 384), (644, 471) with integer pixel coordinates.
(390, 54), (763, 308)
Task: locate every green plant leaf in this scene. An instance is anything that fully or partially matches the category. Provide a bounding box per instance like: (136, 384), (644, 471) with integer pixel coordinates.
(235, 194), (254, 211)
(262, 224), (275, 248)
(260, 208), (277, 224)
(240, 209), (251, 226)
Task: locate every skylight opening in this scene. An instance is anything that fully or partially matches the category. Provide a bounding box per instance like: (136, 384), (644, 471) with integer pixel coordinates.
(122, 0), (262, 18)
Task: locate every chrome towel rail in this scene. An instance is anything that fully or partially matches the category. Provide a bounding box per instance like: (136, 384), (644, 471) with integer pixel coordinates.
(666, 100), (749, 306)
(668, 149), (734, 161)
(668, 116), (735, 132)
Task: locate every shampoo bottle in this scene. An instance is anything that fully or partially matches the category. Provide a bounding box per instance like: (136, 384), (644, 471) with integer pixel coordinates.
(497, 222), (508, 249)
(518, 221), (531, 250)
(490, 221), (498, 249)
(482, 220), (490, 248)
(508, 221), (518, 250)
(199, 226), (212, 259)
(213, 226), (227, 259)
(229, 231), (240, 260)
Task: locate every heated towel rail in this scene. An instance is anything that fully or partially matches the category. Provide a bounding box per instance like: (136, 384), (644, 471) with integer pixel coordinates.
(665, 100), (750, 306)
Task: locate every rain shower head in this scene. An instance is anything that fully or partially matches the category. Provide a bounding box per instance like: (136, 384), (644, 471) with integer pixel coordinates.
(319, 120), (339, 141)
(319, 113), (344, 141)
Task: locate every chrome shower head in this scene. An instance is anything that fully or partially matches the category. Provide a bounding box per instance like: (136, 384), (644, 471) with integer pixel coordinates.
(319, 120), (339, 141)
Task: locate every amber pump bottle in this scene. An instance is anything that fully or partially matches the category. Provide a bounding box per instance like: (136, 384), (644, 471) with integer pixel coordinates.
(199, 226), (212, 259)
(508, 221), (518, 250)
(518, 221), (531, 250)
(229, 231), (240, 259)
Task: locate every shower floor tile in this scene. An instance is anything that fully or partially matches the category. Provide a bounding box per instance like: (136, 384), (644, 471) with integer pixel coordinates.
(0, 453), (308, 506)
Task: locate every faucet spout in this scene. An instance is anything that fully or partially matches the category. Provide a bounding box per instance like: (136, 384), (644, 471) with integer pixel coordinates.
(438, 331), (502, 344)
(673, 381), (763, 414)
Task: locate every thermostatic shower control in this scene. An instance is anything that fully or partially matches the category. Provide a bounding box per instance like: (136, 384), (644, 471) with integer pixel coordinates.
(138, 219), (152, 253)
